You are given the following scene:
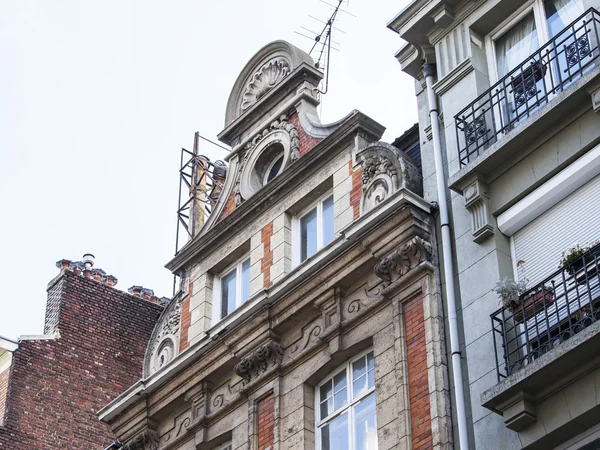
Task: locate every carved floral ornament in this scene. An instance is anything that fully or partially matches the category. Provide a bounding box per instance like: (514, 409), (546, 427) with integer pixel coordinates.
(121, 429), (160, 450)
(144, 293), (184, 376)
(374, 236), (433, 285)
(241, 58), (291, 111)
(234, 340), (284, 383)
(356, 142), (422, 214)
(234, 114), (300, 206)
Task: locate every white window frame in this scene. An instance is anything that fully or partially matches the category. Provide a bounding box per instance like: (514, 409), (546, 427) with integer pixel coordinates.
(314, 348), (377, 450)
(485, 0), (551, 84)
(292, 191), (334, 267)
(212, 255), (250, 322)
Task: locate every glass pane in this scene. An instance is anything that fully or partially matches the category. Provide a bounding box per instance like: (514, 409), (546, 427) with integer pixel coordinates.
(321, 412), (349, 450)
(320, 379), (333, 401)
(334, 387), (347, 410)
(301, 208), (318, 261)
(265, 155), (284, 183)
(495, 13), (539, 77)
(241, 259), (250, 303)
(367, 351), (374, 371)
(545, 0), (584, 38)
(354, 374), (367, 397)
(320, 397), (334, 420)
(367, 370), (375, 390)
(221, 269), (237, 317)
(353, 355), (367, 381)
(333, 370), (347, 392)
(322, 195), (334, 246)
(354, 395), (378, 450)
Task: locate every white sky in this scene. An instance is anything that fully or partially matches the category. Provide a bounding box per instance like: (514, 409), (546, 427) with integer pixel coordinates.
(0, 0), (416, 340)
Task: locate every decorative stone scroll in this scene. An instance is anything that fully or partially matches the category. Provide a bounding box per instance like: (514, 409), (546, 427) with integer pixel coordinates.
(374, 237), (433, 285)
(121, 429), (160, 450)
(144, 292), (184, 377)
(356, 142), (422, 214)
(234, 340), (284, 383)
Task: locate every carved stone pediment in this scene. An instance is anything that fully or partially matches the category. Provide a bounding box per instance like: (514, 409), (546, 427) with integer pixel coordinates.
(374, 237), (433, 285)
(356, 142), (422, 213)
(234, 340), (284, 383)
(121, 429), (160, 450)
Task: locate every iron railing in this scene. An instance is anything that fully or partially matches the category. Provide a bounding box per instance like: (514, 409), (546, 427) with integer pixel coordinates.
(455, 8), (600, 166)
(491, 242), (600, 381)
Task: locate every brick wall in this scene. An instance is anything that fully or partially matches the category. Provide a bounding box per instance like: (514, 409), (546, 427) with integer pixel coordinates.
(0, 270), (163, 449)
(289, 113), (322, 157)
(350, 162), (362, 220)
(405, 295), (433, 450)
(219, 190), (237, 221)
(179, 282), (192, 352)
(257, 393), (275, 450)
(0, 368), (9, 426)
(261, 222), (274, 288)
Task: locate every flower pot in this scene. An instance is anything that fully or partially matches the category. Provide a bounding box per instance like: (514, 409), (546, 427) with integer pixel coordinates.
(512, 290), (555, 324)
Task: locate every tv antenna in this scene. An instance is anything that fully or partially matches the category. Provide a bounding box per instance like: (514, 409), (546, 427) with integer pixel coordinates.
(295, 0), (355, 95)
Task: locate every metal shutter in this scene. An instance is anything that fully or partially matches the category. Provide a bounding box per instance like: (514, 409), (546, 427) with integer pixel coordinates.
(513, 173), (600, 285)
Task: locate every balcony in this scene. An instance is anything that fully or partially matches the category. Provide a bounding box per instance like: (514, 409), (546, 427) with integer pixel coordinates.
(454, 8), (600, 168)
(483, 243), (600, 434)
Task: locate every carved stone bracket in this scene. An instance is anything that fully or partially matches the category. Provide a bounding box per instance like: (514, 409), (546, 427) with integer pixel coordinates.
(356, 142), (422, 214)
(121, 429), (160, 450)
(234, 340), (284, 383)
(374, 237), (433, 285)
(463, 177), (494, 243)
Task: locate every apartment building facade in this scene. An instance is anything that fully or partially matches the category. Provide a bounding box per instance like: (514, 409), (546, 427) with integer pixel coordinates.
(389, 0), (600, 448)
(98, 41), (454, 450)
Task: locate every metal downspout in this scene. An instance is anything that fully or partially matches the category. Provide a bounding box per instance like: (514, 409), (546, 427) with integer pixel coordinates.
(422, 62), (471, 450)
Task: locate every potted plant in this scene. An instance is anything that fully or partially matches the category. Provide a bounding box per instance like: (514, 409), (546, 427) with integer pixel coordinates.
(559, 244), (589, 276)
(513, 285), (555, 324)
(494, 277), (554, 324)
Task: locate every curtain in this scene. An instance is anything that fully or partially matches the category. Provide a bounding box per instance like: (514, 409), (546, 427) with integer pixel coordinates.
(545, 0), (585, 37)
(495, 13), (540, 77)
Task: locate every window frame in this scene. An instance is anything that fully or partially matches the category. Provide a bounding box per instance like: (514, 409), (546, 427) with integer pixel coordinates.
(211, 442), (232, 450)
(484, 0), (551, 84)
(292, 191), (335, 267)
(212, 255), (251, 322)
(314, 348), (377, 450)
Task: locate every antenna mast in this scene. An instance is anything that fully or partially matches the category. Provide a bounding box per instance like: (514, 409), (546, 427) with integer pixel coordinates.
(295, 0), (354, 95)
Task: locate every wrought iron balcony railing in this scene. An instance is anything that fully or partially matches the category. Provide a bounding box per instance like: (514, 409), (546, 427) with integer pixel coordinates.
(491, 242), (600, 382)
(455, 8), (600, 167)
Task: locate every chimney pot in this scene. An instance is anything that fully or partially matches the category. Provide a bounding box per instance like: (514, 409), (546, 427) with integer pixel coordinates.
(82, 253), (95, 269)
(56, 259), (72, 271)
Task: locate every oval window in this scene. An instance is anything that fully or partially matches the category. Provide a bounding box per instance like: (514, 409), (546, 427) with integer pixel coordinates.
(264, 154), (284, 184)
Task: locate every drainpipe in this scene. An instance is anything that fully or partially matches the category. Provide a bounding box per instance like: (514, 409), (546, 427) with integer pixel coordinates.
(422, 62), (471, 450)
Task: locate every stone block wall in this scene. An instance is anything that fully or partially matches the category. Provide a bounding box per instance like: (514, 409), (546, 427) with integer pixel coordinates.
(0, 270), (162, 449)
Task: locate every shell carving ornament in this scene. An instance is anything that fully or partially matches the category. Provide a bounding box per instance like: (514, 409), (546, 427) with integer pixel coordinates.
(241, 59), (290, 111)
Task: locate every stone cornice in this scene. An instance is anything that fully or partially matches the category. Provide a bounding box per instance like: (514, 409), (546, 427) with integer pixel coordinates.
(166, 110), (386, 273)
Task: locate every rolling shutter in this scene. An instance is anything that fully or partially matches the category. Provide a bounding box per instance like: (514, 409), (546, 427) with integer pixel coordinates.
(513, 173), (600, 285)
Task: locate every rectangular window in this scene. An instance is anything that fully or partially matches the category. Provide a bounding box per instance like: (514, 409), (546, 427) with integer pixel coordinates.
(294, 193), (335, 265)
(214, 257), (251, 321)
(316, 350), (377, 450)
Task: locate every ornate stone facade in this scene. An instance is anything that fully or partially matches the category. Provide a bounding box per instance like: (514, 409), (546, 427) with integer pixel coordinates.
(233, 340), (284, 383)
